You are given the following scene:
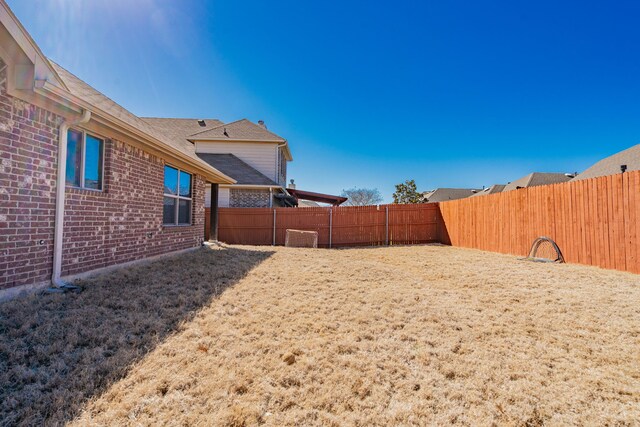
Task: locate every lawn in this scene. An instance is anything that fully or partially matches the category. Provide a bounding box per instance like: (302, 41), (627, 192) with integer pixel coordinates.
(1, 245), (639, 426)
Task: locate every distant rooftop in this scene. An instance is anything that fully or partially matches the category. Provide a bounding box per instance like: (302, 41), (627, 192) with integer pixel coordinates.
(503, 173), (571, 192)
(469, 184), (506, 197)
(572, 144), (640, 181)
(423, 188), (481, 202)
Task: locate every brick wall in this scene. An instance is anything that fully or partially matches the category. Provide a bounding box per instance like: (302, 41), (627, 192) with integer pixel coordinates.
(62, 140), (206, 276)
(0, 59), (61, 290)
(0, 59), (207, 290)
(230, 188), (271, 208)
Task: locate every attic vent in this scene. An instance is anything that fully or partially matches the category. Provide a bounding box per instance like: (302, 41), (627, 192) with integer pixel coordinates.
(197, 119), (206, 127)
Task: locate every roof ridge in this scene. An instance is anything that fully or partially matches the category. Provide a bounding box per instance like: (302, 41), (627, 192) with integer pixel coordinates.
(524, 173), (536, 187)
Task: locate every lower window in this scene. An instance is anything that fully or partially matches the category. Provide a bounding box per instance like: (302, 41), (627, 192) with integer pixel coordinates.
(66, 129), (104, 190)
(163, 165), (192, 225)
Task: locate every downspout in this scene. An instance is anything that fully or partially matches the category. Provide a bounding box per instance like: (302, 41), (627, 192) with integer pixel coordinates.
(51, 109), (91, 289)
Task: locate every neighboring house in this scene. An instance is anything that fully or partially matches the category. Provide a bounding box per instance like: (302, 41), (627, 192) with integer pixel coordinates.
(0, 3), (233, 297)
(286, 188), (347, 206)
(469, 184), (506, 197)
(571, 144), (640, 181)
(298, 200), (321, 207)
(423, 188), (481, 202)
(143, 118), (293, 208)
(502, 172), (572, 191)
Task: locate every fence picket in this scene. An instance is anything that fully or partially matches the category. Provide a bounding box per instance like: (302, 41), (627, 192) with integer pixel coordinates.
(206, 171), (640, 274)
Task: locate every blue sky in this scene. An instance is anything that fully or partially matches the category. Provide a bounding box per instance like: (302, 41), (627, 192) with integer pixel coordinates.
(9, 0), (640, 202)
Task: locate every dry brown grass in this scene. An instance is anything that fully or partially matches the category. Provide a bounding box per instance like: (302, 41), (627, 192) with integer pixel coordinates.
(3, 245), (640, 426)
(0, 247), (272, 426)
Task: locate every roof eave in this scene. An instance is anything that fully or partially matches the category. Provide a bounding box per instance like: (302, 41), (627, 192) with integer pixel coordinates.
(0, 2), (69, 91)
(34, 80), (236, 184)
(220, 184), (284, 189)
(190, 136), (293, 161)
(189, 136), (286, 143)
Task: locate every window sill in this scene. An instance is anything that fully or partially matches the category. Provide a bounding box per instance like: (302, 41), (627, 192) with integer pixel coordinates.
(66, 186), (105, 194)
(162, 224), (193, 230)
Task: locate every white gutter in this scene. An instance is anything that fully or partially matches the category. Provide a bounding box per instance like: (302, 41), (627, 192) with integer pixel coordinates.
(34, 80), (235, 185)
(51, 109), (91, 288)
(219, 184), (285, 189)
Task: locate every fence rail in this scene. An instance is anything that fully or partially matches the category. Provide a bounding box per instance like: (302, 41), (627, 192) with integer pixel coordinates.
(206, 203), (441, 248)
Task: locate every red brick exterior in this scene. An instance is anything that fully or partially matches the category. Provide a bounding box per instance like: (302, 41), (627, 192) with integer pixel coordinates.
(0, 60), (61, 290)
(62, 140), (206, 277)
(0, 60), (207, 291)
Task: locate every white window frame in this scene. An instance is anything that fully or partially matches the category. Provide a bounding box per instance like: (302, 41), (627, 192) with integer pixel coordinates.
(163, 165), (193, 226)
(67, 128), (105, 191)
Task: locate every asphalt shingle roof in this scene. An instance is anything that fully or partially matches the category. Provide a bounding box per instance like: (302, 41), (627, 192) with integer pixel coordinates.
(469, 184), (506, 197)
(196, 153), (277, 185)
(49, 61), (231, 181)
(189, 119), (286, 142)
(423, 188), (481, 202)
(572, 144), (640, 181)
(503, 173), (571, 192)
(142, 118), (224, 144)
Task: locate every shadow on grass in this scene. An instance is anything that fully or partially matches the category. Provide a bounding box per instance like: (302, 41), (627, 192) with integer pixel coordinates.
(0, 246), (273, 426)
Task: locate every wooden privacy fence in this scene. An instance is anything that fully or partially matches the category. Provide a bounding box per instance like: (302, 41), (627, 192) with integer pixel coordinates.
(205, 204), (441, 248)
(204, 171), (640, 274)
(439, 170), (640, 274)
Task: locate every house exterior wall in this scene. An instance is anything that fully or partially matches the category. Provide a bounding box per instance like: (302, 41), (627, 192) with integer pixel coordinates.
(0, 59), (60, 290)
(61, 139), (206, 277)
(205, 184), (230, 208)
(0, 60), (206, 291)
(229, 188), (271, 208)
(219, 187), (230, 207)
(195, 141), (278, 182)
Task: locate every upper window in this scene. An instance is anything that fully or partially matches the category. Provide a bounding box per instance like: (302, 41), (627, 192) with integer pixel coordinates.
(66, 129), (104, 190)
(163, 165), (192, 225)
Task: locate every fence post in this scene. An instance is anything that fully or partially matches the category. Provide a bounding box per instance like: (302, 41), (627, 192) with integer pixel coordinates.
(329, 208), (333, 248)
(272, 208), (276, 246)
(385, 205), (389, 246)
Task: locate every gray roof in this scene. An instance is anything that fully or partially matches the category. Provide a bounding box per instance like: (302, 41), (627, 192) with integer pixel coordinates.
(142, 118), (224, 144)
(572, 144), (640, 181)
(423, 188), (481, 202)
(49, 61), (231, 181)
(503, 173), (571, 191)
(470, 184), (506, 197)
(189, 118), (286, 142)
(196, 153), (277, 185)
